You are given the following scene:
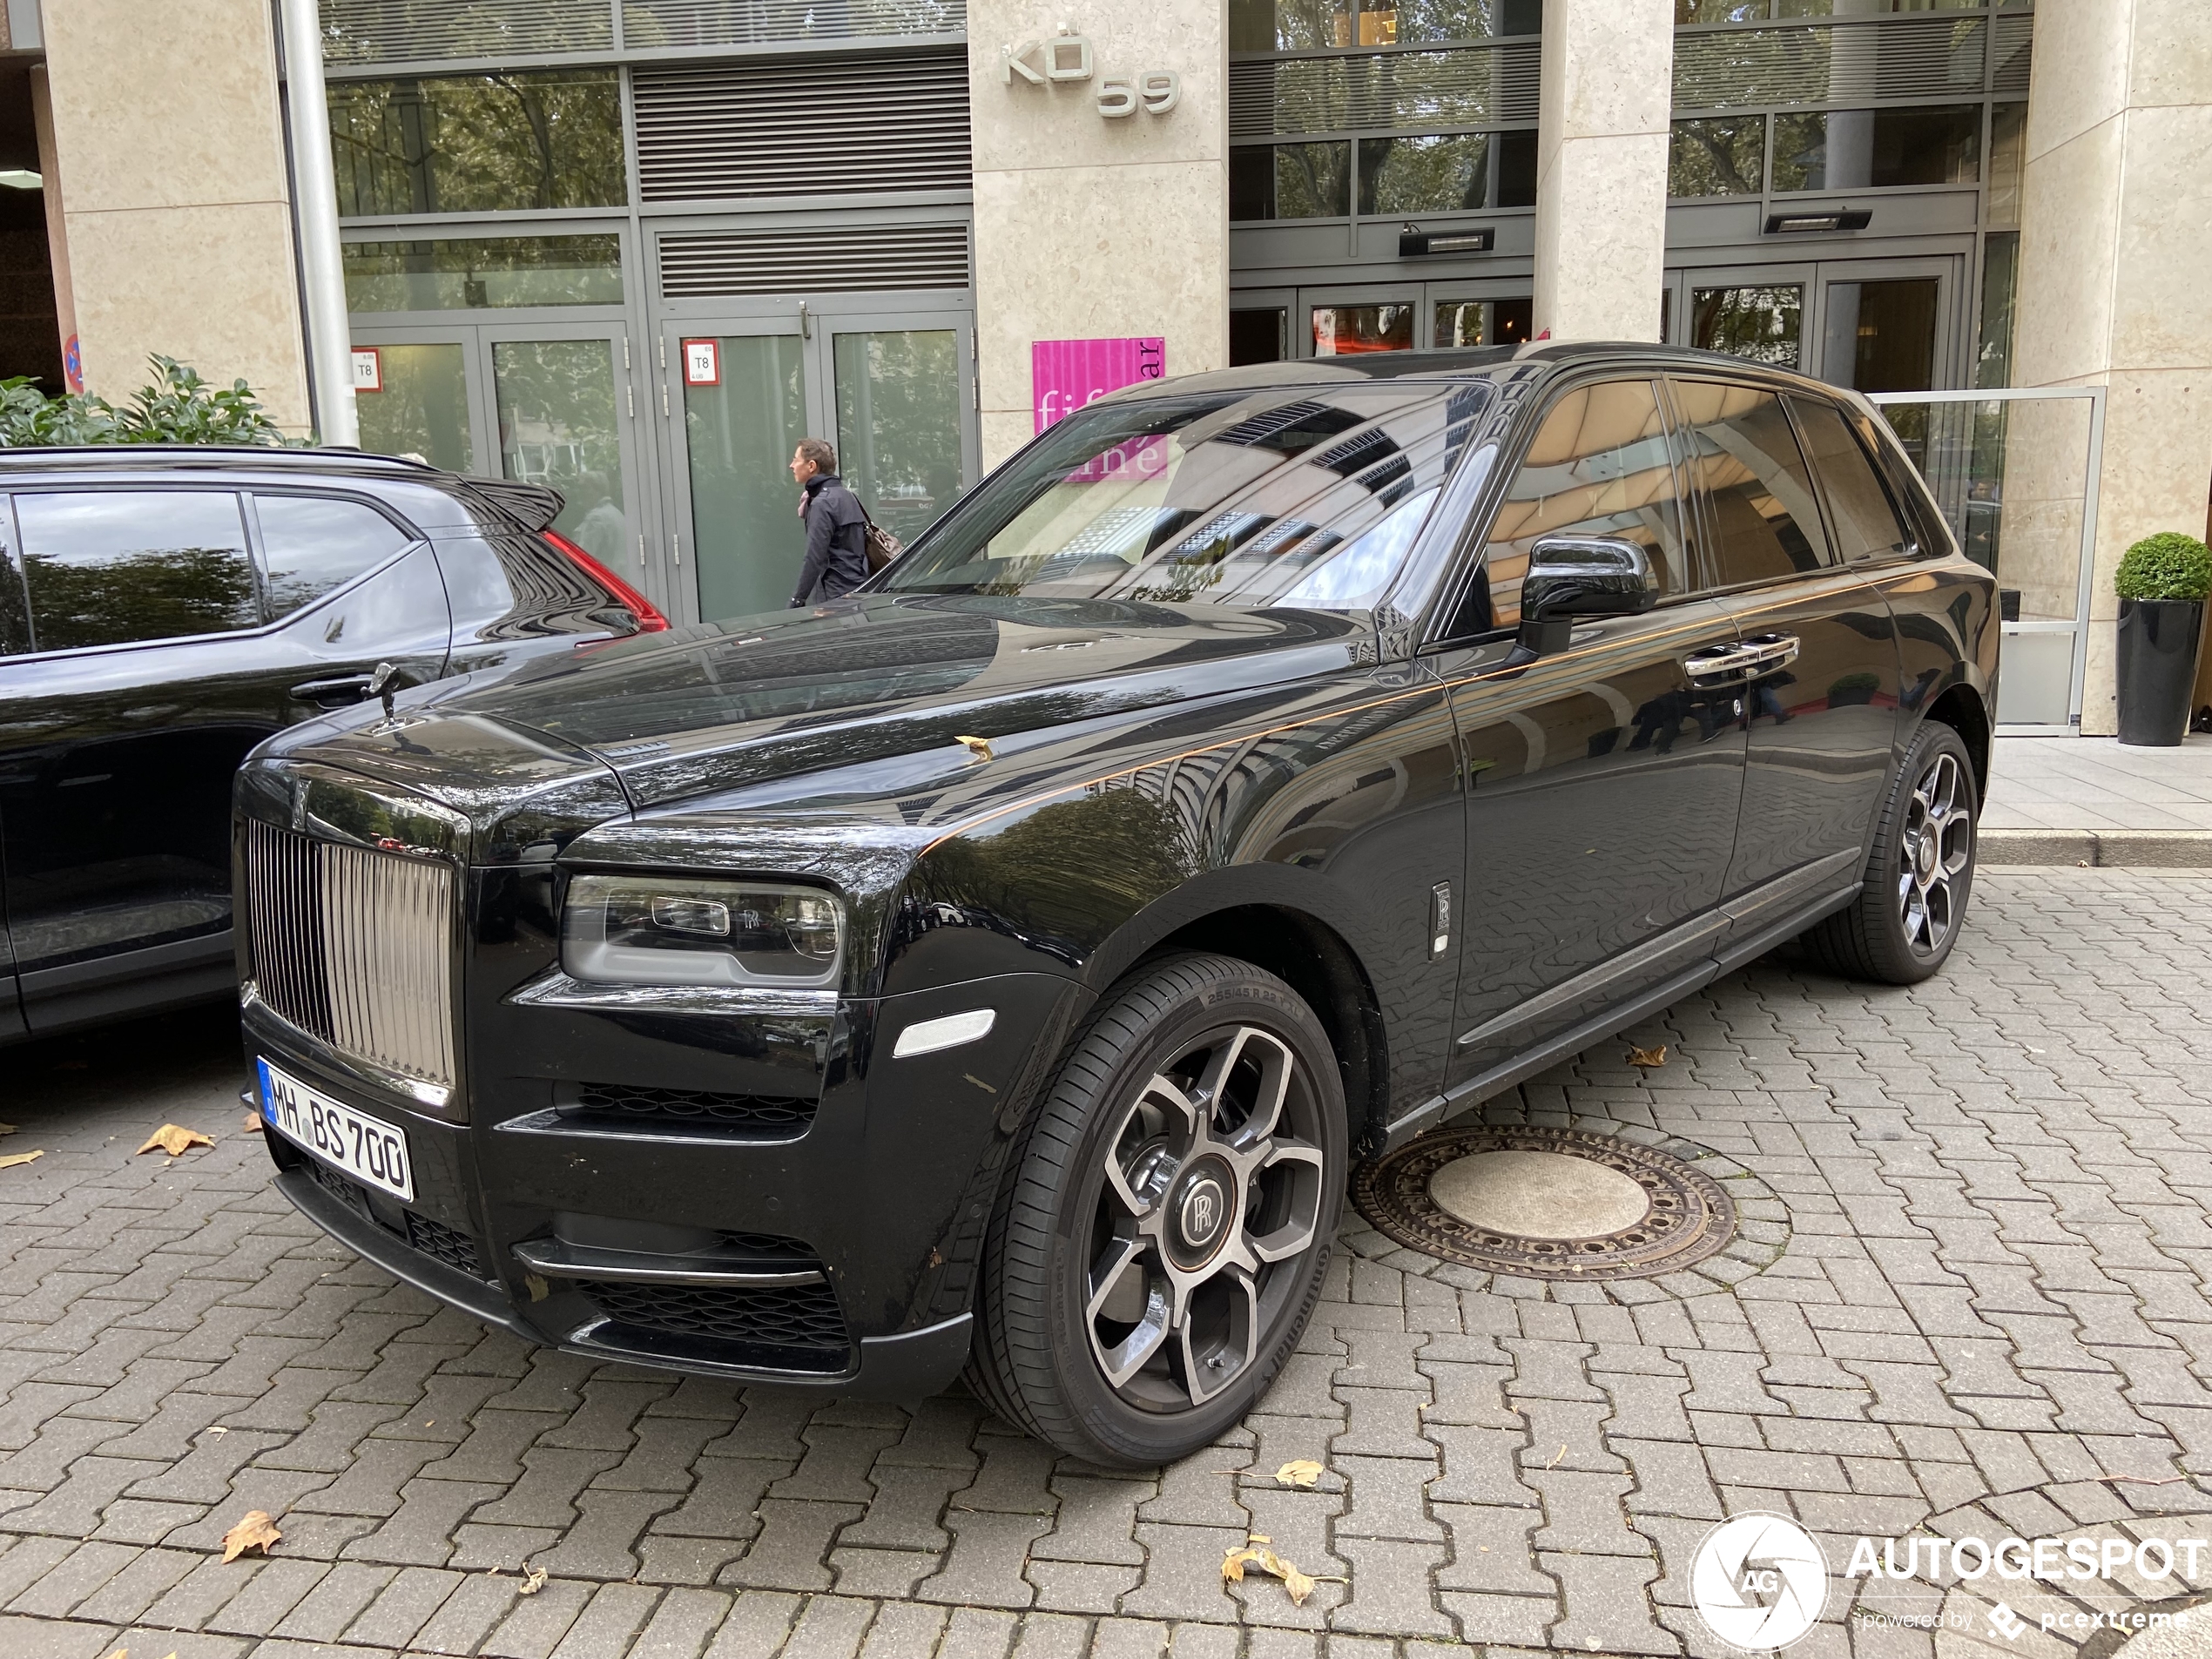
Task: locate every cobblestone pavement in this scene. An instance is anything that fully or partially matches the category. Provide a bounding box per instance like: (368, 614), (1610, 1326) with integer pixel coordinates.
(5, 869), (2212, 1659)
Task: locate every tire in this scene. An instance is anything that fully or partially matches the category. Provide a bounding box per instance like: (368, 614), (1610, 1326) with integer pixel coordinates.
(967, 953), (1347, 1467)
(1802, 719), (1979, 984)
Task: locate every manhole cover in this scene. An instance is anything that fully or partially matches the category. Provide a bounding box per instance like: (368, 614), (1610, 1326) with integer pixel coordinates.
(1352, 1125), (1737, 1279)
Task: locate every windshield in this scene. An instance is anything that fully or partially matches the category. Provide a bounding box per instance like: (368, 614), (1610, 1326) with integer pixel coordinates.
(876, 381), (1489, 610)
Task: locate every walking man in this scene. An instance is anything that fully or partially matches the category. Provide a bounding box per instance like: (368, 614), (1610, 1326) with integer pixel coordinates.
(788, 439), (869, 605)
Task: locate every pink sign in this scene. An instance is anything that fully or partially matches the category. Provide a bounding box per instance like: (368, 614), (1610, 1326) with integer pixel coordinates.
(1031, 335), (1166, 432)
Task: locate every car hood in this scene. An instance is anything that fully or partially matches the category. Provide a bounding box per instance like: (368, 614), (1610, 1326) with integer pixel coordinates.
(450, 594), (1369, 811)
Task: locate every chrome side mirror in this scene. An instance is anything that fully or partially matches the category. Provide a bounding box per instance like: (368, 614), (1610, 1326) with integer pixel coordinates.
(1517, 535), (1661, 654)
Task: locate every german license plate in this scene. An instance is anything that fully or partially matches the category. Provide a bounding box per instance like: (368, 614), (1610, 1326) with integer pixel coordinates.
(260, 1057), (415, 1204)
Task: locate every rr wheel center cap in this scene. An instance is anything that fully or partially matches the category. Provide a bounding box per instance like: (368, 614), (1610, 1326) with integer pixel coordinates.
(1167, 1157), (1236, 1268)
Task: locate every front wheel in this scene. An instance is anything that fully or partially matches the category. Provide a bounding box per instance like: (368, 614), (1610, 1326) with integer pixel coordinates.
(1802, 719), (1979, 984)
(968, 954), (1346, 1467)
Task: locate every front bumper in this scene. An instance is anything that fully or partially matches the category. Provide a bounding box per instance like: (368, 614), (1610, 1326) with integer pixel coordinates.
(246, 965), (1090, 1401)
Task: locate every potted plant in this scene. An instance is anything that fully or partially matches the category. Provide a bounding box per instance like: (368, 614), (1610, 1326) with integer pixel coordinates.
(2113, 531), (2212, 745)
(1826, 671), (1881, 708)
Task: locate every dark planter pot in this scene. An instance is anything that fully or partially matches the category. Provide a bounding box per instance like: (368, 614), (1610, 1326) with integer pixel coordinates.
(1827, 684), (1878, 708)
(2115, 597), (2208, 746)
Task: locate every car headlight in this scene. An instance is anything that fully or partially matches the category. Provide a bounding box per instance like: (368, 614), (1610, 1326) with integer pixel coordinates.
(561, 874), (844, 988)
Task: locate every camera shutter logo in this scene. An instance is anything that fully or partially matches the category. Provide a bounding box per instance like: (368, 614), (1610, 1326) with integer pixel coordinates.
(1691, 1513), (1829, 1651)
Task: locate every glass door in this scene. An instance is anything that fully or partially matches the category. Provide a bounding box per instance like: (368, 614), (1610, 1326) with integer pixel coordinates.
(480, 323), (646, 584)
(1667, 256), (1964, 391)
(1299, 285), (1424, 358)
(349, 320), (648, 585)
(660, 305), (975, 625)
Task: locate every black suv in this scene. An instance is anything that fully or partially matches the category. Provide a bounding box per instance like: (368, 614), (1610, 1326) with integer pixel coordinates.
(0, 447), (662, 1042)
(236, 346), (1995, 1467)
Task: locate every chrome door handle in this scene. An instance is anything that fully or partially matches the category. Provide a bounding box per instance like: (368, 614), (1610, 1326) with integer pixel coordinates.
(1683, 644), (1756, 681)
(1738, 632), (1801, 671)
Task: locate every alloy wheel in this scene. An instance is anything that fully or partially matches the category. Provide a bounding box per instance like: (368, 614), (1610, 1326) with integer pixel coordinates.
(1896, 750), (1972, 958)
(1082, 1023), (1328, 1413)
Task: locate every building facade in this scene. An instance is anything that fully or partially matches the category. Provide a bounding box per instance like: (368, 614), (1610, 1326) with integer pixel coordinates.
(3, 0), (2207, 731)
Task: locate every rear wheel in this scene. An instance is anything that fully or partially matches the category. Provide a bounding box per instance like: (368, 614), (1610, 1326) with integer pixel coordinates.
(968, 954), (1345, 1467)
(1802, 720), (1979, 983)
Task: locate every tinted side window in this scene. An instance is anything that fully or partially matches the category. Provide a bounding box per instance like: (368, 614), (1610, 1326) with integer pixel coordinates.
(254, 494), (415, 616)
(1464, 378), (1691, 633)
(17, 491), (259, 651)
(1788, 397), (1913, 563)
(0, 502), (28, 655)
(1669, 380), (1832, 587)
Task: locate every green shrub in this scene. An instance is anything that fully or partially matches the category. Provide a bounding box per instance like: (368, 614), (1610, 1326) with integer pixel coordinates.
(0, 354), (300, 448)
(2114, 531), (2212, 603)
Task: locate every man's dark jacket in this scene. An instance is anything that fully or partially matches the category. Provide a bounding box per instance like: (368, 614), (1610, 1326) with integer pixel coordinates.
(792, 473), (869, 604)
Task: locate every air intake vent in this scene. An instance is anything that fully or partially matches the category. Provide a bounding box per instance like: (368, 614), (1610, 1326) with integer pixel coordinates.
(1229, 43), (1539, 140)
(624, 0), (964, 49)
(658, 222), (970, 297)
(634, 51), (970, 201)
(1674, 16), (1988, 111)
(1989, 11), (2032, 98)
(320, 0), (614, 64)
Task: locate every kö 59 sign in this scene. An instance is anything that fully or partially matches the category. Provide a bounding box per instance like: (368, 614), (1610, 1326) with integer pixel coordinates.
(998, 35), (1182, 118)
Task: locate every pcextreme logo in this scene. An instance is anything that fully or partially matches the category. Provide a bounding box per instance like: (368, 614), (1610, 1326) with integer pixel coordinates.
(1691, 1513), (1830, 1652)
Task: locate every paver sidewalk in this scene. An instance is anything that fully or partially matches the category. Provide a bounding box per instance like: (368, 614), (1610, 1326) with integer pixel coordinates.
(3, 870), (2212, 1658)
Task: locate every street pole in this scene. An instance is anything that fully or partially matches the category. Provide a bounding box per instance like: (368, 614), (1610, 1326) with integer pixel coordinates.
(280, 0), (358, 448)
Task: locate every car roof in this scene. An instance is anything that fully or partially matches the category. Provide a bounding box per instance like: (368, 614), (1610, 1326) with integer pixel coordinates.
(1107, 341), (1831, 398)
(0, 444), (439, 478)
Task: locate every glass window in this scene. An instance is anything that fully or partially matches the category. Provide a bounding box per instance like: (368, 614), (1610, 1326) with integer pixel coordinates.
(1234, 0), (1540, 51)
(1231, 143), (1352, 219)
(834, 329), (965, 550)
(1669, 117), (1765, 198)
(1789, 397), (1913, 564)
(1823, 278), (1939, 394)
(1771, 105), (1980, 192)
(1466, 380), (1693, 634)
(874, 383), (1477, 610)
(17, 492), (260, 651)
(253, 496), (415, 617)
(1434, 297), (1532, 347)
(1976, 230), (2019, 389)
(1676, 0), (1976, 16)
(1691, 285), (1804, 368)
(354, 342), (473, 471)
(343, 237), (624, 312)
(0, 514), (28, 655)
(1231, 308), (1288, 366)
(1359, 132), (1494, 214)
(1313, 305), (1415, 354)
(1495, 129), (1538, 206)
(493, 341), (628, 570)
(1986, 102), (2026, 229)
(329, 72), (624, 217)
(1670, 381), (1831, 585)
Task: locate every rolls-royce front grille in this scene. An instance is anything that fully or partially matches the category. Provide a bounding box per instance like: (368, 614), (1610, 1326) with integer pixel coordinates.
(246, 819), (456, 1089)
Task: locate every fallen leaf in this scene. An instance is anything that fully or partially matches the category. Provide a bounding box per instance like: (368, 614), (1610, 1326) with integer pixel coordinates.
(138, 1124), (214, 1157)
(1546, 1443), (1568, 1469)
(0, 1150), (43, 1170)
(98, 1649), (126, 1659)
(1223, 1541), (1318, 1606)
(1626, 1044), (1668, 1069)
(241, 1112), (265, 1134)
(221, 1509), (281, 1562)
(0, 1121), (17, 1134)
(953, 734), (994, 762)
(207, 1426), (229, 1436)
(1274, 1459), (1325, 1489)
(517, 1563), (549, 1596)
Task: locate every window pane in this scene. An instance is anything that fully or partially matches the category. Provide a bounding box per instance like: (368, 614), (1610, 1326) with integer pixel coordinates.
(1669, 117), (1765, 198)
(1823, 278), (1939, 394)
(834, 329), (964, 550)
(343, 236), (624, 312)
(18, 493), (258, 651)
(1359, 132), (1492, 214)
(1231, 308), (1288, 366)
(1671, 381), (1831, 584)
(685, 336), (809, 624)
(1690, 285), (1803, 368)
(1789, 398), (1912, 563)
(1313, 304), (1414, 354)
(328, 71), (625, 216)
(1250, 0), (1539, 50)
(1434, 297), (1532, 347)
(1772, 105), (1979, 192)
(354, 342), (473, 472)
(1230, 143), (1352, 219)
(1676, 1), (1768, 18)
(493, 341), (630, 573)
(1496, 128), (1538, 206)
(1976, 229), (2019, 389)
(255, 496), (415, 617)
(1476, 380), (1691, 631)
(875, 383), (1475, 610)
(1986, 102), (2026, 229)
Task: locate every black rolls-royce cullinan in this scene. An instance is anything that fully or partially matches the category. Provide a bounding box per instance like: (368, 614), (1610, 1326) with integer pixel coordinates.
(236, 343), (1995, 1467)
